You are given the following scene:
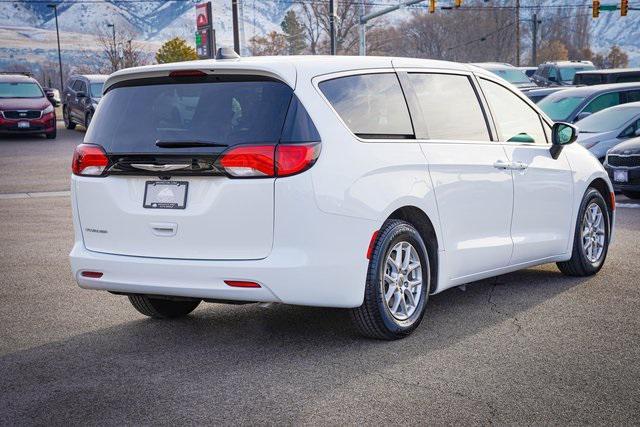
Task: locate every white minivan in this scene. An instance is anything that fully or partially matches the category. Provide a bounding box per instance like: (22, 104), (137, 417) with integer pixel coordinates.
(70, 55), (615, 339)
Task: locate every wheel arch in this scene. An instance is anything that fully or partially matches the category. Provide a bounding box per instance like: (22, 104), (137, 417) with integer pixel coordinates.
(589, 177), (614, 217)
(386, 206), (440, 294)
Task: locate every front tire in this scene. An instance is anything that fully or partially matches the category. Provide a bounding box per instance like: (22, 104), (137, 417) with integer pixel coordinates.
(45, 129), (56, 139)
(622, 190), (640, 200)
(85, 111), (93, 129)
(128, 295), (201, 319)
(351, 220), (431, 340)
(557, 188), (610, 277)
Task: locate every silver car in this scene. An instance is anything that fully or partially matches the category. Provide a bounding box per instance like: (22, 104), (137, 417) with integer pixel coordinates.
(576, 102), (640, 161)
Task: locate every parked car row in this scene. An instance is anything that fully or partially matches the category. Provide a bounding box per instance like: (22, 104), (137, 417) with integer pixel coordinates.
(0, 72), (108, 140)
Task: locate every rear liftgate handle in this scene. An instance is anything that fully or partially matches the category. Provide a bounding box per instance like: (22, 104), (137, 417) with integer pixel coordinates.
(150, 222), (178, 237)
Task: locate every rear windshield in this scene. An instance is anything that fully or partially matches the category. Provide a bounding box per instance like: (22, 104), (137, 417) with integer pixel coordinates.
(86, 76), (305, 154)
(489, 68), (531, 85)
(538, 94), (586, 121)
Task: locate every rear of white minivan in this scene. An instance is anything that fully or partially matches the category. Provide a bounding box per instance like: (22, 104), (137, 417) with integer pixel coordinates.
(69, 68), (350, 305)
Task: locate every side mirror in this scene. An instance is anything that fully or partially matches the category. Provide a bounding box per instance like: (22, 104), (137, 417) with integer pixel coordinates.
(76, 91), (86, 98)
(45, 93), (58, 106)
(548, 75), (557, 82)
(575, 111), (592, 122)
(635, 128), (640, 137)
(550, 122), (578, 159)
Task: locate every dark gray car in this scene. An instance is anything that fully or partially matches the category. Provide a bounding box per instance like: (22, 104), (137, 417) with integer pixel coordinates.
(537, 82), (640, 123)
(62, 74), (108, 130)
(532, 61), (595, 87)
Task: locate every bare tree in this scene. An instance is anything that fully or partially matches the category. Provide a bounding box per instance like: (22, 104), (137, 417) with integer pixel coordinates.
(96, 26), (147, 72)
(298, 0), (363, 55)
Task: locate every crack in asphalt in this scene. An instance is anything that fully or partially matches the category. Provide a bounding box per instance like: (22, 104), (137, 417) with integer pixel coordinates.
(487, 282), (522, 335)
(378, 373), (501, 424)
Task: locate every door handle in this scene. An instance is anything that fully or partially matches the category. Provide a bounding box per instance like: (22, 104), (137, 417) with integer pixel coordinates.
(510, 161), (529, 171)
(493, 160), (511, 170)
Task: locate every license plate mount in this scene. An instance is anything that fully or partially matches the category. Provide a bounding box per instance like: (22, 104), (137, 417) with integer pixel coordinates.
(613, 170), (628, 183)
(17, 121), (30, 129)
(143, 181), (188, 209)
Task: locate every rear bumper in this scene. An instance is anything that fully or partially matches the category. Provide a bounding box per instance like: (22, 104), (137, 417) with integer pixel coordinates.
(70, 172), (376, 308)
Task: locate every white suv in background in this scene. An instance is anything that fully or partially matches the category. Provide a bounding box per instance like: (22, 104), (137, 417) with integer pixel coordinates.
(70, 56), (615, 340)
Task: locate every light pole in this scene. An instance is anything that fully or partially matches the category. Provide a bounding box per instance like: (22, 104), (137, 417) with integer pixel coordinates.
(47, 3), (64, 90)
(106, 23), (117, 71)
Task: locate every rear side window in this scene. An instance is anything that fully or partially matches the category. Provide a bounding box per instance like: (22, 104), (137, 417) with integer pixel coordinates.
(408, 73), (489, 141)
(625, 90), (640, 103)
(617, 75), (640, 83)
(319, 73), (414, 139)
(86, 76), (296, 154)
(583, 92), (621, 114)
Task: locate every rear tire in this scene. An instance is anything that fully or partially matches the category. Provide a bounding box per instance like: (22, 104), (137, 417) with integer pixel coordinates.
(557, 188), (610, 277)
(350, 219), (431, 340)
(622, 190), (640, 200)
(128, 295), (201, 319)
(63, 106), (75, 130)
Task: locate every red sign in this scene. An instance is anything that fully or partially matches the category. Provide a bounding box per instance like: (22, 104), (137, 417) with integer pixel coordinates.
(196, 3), (210, 28)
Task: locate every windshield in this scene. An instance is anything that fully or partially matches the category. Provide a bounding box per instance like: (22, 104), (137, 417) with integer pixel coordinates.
(90, 83), (104, 98)
(538, 94), (586, 121)
(559, 65), (595, 83)
(86, 77), (296, 154)
(577, 107), (639, 133)
(489, 68), (531, 85)
(0, 82), (44, 99)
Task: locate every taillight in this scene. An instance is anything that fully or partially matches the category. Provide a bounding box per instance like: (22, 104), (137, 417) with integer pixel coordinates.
(276, 142), (321, 176)
(218, 143), (320, 178)
(219, 145), (275, 177)
(72, 144), (109, 176)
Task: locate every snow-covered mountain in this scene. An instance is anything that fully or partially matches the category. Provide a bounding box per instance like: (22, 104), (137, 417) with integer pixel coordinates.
(1, 0), (639, 65)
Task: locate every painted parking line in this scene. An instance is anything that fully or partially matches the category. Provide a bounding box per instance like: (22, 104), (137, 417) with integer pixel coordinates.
(617, 203), (640, 209)
(0, 190), (70, 200)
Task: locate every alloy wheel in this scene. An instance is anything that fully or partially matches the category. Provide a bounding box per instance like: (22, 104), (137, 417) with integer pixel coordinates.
(581, 202), (606, 263)
(382, 241), (423, 321)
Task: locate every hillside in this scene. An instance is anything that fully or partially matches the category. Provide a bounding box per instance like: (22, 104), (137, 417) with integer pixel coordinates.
(1, 0), (638, 68)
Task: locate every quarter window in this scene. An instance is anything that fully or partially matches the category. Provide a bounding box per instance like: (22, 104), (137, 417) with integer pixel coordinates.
(408, 73), (489, 141)
(319, 73), (414, 139)
(479, 78), (546, 144)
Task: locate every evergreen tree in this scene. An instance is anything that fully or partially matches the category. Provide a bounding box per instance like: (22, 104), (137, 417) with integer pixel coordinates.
(280, 10), (306, 55)
(156, 37), (198, 64)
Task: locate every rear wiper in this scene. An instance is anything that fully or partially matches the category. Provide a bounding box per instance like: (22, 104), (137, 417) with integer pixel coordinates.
(155, 140), (228, 149)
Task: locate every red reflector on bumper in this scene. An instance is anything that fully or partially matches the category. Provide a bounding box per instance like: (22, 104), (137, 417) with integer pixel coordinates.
(367, 230), (380, 259)
(81, 271), (103, 278)
(224, 280), (261, 288)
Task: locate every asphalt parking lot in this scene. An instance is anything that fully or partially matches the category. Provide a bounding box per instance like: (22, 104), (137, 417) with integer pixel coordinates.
(1, 124), (639, 424)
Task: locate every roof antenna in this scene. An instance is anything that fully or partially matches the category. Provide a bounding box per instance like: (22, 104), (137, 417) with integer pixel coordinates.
(215, 47), (240, 60)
